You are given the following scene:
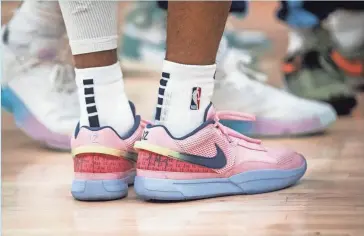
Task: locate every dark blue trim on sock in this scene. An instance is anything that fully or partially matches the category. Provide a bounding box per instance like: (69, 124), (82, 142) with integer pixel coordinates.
(88, 115), (100, 127)
(158, 88), (165, 96)
(83, 79), (94, 85)
(157, 97), (163, 105)
(84, 87), (94, 95)
(85, 96), (95, 104)
(162, 72), (170, 79)
(155, 107), (162, 121)
(154, 72), (170, 121)
(160, 79), (167, 86)
(87, 105), (97, 114)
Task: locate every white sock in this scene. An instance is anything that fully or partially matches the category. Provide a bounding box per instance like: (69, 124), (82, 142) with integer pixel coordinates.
(75, 63), (134, 136)
(5, 0), (65, 54)
(155, 60), (215, 137)
(59, 1), (118, 55)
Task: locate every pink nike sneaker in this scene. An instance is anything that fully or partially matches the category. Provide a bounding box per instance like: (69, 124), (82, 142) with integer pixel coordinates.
(71, 103), (144, 201)
(134, 104), (307, 201)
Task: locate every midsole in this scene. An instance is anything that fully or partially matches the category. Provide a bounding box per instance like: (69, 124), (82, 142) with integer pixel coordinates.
(74, 170), (136, 180)
(1, 86), (71, 150)
(136, 160), (307, 181)
(134, 161), (307, 199)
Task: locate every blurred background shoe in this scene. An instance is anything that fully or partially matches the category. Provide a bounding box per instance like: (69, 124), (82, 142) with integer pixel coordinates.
(213, 47), (337, 137)
(119, 2), (272, 72)
(282, 26), (357, 116)
(1, 25), (78, 150)
(283, 49), (357, 116)
(328, 9), (364, 91)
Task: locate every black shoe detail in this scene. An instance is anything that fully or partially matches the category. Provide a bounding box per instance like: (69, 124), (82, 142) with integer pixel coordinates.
(302, 51), (322, 69)
(2, 25), (9, 44)
(322, 95), (357, 116)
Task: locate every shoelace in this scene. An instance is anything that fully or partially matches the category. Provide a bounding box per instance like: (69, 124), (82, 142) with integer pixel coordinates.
(139, 112), (261, 145)
(214, 111), (261, 145)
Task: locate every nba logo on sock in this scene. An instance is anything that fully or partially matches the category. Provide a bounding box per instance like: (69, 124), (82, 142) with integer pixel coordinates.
(190, 87), (201, 110)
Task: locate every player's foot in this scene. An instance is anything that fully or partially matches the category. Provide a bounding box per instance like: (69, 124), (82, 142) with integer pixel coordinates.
(1, 25), (78, 150)
(134, 104), (307, 201)
(283, 49), (357, 116)
(71, 102), (144, 201)
(213, 48), (337, 137)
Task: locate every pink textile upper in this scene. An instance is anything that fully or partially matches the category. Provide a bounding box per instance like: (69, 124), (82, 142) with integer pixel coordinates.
(71, 124), (143, 152)
(137, 107), (305, 179)
(72, 122), (144, 180)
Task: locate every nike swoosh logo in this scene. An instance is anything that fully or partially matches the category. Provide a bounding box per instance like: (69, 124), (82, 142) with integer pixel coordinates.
(169, 144), (227, 169)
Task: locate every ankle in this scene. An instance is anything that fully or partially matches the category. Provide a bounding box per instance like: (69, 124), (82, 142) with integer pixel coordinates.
(75, 63), (134, 136)
(74, 50), (118, 69)
(155, 60), (215, 137)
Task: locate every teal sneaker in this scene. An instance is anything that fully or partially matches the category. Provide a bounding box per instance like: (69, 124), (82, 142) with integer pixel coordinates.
(283, 50), (357, 116)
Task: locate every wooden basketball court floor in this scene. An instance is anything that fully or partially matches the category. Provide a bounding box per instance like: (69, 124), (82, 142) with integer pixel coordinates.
(2, 2), (364, 236)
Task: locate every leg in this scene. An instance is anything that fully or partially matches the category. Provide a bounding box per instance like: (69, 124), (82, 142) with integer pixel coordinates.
(119, 2), (336, 138)
(1, 0), (77, 150)
(59, 1), (133, 133)
(58, 1), (143, 201)
(134, 1), (307, 201)
(165, 2), (230, 65)
(154, 1), (231, 137)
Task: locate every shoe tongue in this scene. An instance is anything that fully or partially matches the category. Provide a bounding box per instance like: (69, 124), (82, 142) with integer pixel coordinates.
(203, 103), (216, 122)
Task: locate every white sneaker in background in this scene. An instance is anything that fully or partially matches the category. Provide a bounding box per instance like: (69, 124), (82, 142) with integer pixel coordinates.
(213, 48), (337, 137)
(1, 25), (79, 150)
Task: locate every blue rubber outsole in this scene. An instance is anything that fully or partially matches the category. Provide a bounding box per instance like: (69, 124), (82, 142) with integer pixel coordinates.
(2, 87), (26, 118)
(71, 178), (129, 201)
(71, 171), (136, 201)
(1, 87), (71, 150)
(134, 160), (307, 201)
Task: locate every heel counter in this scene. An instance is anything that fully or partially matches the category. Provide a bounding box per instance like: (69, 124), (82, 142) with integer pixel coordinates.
(73, 153), (133, 175)
(72, 126), (127, 150)
(72, 127), (135, 175)
(140, 126), (177, 148)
